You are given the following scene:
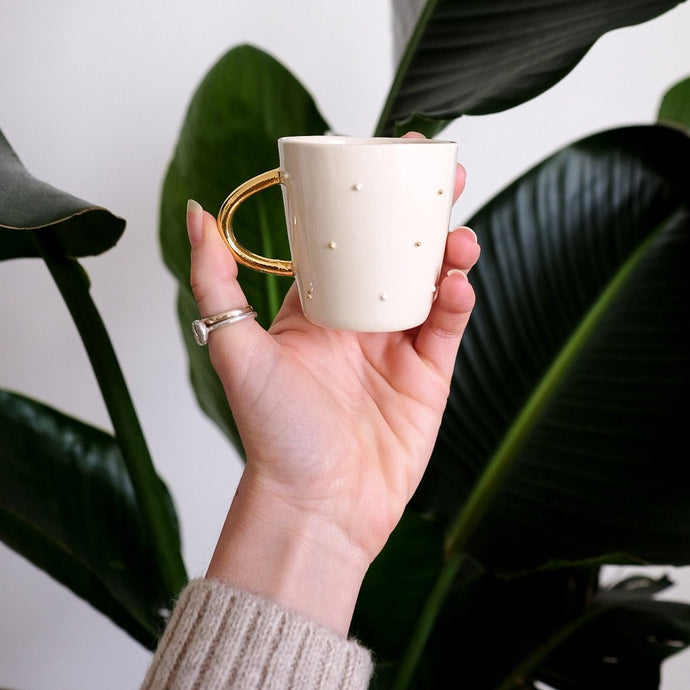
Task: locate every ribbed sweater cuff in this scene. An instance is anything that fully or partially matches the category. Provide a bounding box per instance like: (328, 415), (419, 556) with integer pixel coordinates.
(142, 578), (373, 690)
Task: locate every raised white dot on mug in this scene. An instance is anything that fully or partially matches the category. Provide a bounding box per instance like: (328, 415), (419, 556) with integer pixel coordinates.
(414, 241), (422, 247)
(328, 241), (337, 249)
(352, 183), (363, 191)
(380, 293), (389, 301)
(437, 189), (444, 195)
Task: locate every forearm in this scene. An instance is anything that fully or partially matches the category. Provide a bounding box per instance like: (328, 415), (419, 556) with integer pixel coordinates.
(143, 470), (374, 689)
(206, 469), (371, 638)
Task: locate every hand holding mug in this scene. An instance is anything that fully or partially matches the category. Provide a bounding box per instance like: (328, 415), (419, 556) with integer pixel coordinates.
(187, 133), (480, 636)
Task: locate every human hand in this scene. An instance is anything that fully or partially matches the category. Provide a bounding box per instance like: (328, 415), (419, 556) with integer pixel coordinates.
(187, 136), (480, 635)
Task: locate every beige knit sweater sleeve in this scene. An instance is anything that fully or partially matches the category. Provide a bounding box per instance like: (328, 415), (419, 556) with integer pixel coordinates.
(142, 579), (374, 689)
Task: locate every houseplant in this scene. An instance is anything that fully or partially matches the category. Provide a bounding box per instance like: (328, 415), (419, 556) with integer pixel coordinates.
(158, 1), (690, 687)
(1, 0), (689, 687)
(0, 128), (187, 648)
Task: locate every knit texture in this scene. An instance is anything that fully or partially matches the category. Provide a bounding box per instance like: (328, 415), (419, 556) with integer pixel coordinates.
(142, 578), (374, 689)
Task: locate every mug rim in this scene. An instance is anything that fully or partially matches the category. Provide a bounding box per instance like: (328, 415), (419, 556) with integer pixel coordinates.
(278, 135), (456, 146)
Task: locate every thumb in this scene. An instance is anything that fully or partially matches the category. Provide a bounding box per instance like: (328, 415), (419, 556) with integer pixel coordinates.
(186, 199), (269, 385)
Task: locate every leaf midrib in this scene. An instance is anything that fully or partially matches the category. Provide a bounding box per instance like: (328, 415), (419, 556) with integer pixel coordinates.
(374, 0), (439, 136)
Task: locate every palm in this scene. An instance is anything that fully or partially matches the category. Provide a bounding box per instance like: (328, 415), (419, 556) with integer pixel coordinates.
(217, 284), (458, 561)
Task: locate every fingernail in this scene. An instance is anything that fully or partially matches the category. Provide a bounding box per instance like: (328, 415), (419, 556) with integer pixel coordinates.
(186, 199), (203, 246)
(447, 268), (470, 278)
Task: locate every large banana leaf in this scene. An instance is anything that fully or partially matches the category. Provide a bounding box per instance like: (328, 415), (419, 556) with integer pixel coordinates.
(358, 557), (690, 688)
(537, 576), (690, 689)
(420, 571), (690, 689)
(160, 45), (329, 445)
(381, 0), (685, 135)
(417, 123), (690, 575)
(0, 390), (177, 648)
(0, 129), (125, 260)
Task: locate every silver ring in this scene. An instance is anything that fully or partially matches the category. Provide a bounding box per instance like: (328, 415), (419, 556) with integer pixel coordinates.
(192, 305), (257, 345)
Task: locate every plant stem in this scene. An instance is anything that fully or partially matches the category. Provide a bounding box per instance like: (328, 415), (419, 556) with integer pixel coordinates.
(495, 605), (602, 690)
(34, 231), (187, 601)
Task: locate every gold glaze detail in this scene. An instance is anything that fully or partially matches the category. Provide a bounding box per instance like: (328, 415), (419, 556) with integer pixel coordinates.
(217, 169), (294, 276)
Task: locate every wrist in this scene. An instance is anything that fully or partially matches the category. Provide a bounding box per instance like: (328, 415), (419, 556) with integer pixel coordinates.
(206, 471), (370, 637)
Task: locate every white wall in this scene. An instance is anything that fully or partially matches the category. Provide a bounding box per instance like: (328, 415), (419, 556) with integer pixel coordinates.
(0, 1), (689, 688)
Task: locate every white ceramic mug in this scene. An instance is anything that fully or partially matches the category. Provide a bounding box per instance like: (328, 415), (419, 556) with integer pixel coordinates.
(217, 135), (458, 332)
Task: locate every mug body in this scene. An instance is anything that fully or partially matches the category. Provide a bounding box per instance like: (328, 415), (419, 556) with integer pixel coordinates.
(278, 136), (457, 332)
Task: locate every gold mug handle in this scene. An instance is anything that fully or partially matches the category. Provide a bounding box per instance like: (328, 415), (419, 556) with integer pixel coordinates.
(216, 168), (295, 276)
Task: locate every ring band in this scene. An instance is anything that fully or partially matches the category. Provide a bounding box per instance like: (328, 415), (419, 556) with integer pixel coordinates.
(192, 305), (257, 345)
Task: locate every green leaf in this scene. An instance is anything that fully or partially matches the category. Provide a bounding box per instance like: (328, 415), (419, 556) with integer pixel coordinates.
(160, 44), (329, 447)
(536, 576), (690, 689)
(415, 566), (600, 689)
(0, 389), (177, 649)
(380, 564), (690, 689)
(0, 129), (125, 260)
(416, 124), (690, 574)
(379, 0), (684, 135)
(658, 75), (690, 133)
